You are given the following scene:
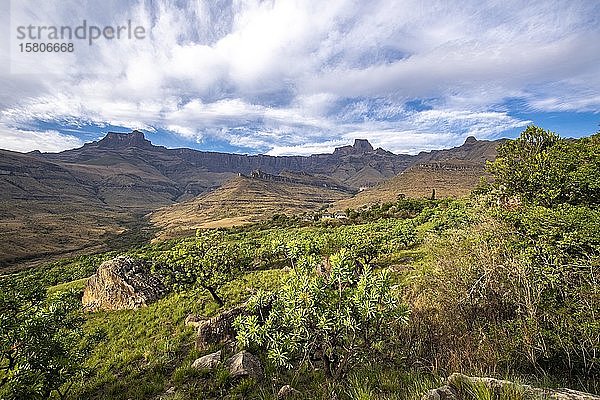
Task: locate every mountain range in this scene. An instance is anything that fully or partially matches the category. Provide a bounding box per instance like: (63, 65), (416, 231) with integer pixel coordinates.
(0, 130), (499, 270)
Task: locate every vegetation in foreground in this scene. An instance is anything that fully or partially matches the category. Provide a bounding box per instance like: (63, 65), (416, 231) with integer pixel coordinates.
(1, 126), (599, 399)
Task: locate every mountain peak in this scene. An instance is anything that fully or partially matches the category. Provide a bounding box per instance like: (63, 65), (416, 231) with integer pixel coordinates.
(353, 139), (374, 153)
(96, 130), (153, 149)
(463, 136), (478, 145)
(333, 139), (374, 156)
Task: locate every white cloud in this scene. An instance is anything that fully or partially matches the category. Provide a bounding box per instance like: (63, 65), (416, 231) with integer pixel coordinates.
(0, 125), (83, 153)
(0, 0), (598, 154)
(408, 110), (531, 139)
(266, 139), (347, 157)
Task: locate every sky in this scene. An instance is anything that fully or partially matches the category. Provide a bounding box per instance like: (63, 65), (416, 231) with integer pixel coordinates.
(0, 0), (598, 155)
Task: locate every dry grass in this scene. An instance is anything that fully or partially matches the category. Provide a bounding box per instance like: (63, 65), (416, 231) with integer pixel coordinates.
(150, 176), (353, 241)
(332, 163), (488, 211)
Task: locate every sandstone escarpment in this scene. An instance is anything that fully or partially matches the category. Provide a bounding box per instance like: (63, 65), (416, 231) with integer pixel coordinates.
(82, 256), (166, 311)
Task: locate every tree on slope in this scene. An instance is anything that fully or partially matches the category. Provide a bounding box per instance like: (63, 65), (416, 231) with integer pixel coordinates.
(0, 279), (100, 400)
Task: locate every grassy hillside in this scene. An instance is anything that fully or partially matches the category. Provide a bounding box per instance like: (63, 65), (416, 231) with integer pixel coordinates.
(332, 161), (487, 210)
(7, 194), (594, 400)
(150, 175), (353, 241)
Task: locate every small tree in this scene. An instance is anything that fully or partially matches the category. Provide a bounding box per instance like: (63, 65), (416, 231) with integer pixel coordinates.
(488, 126), (600, 207)
(157, 233), (252, 306)
(489, 125), (559, 205)
(0, 279), (101, 400)
(235, 248), (408, 380)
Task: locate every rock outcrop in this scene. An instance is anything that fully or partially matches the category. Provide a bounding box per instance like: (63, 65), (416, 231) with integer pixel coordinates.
(226, 351), (263, 380)
(185, 314), (203, 328)
(422, 373), (600, 400)
(333, 139), (375, 156)
(82, 256), (166, 311)
(191, 350), (221, 370)
(195, 304), (247, 350)
(422, 385), (458, 400)
(96, 130), (154, 149)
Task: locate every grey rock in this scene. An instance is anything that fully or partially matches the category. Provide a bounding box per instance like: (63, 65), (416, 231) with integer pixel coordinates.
(195, 305), (246, 350)
(191, 350), (221, 370)
(543, 388), (600, 400)
(278, 385), (300, 398)
(226, 350), (263, 380)
(82, 256), (166, 311)
(444, 373), (600, 400)
(421, 385), (458, 400)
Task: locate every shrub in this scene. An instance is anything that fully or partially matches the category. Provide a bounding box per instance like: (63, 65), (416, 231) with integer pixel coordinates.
(156, 231), (254, 306)
(489, 126), (600, 207)
(403, 206), (599, 378)
(0, 278), (102, 400)
(235, 248), (409, 380)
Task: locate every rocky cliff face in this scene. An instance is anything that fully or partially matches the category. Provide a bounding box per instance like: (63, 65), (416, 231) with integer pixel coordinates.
(95, 130), (154, 149)
(333, 139), (374, 156)
(40, 131), (411, 197)
(172, 137), (410, 185)
(82, 256), (166, 311)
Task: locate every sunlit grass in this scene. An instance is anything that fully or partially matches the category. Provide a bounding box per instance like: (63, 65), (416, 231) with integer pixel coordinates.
(72, 269), (285, 399)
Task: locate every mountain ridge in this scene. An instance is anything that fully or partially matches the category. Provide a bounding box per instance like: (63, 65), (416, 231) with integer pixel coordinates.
(0, 131), (500, 269)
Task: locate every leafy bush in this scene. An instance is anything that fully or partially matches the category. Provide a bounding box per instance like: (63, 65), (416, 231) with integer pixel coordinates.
(155, 231), (254, 306)
(0, 278), (102, 400)
(489, 126), (600, 207)
(235, 248), (409, 380)
(401, 127), (600, 380)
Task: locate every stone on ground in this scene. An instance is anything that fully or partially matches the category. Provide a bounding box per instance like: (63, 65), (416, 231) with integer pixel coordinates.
(225, 350), (263, 380)
(82, 256), (166, 311)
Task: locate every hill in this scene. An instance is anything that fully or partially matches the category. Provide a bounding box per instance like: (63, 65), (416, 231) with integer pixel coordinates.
(150, 172), (355, 241)
(0, 149), (154, 271)
(332, 137), (499, 210)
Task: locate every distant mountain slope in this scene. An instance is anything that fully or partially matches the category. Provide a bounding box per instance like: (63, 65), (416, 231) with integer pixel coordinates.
(150, 173), (354, 241)
(414, 135), (501, 164)
(331, 137), (499, 210)
(0, 149), (148, 270)
(332, 162), (488, 210)
(42, 131), (233, 202)
(0, 131), (501, 269)
(42, 130), (411, 196)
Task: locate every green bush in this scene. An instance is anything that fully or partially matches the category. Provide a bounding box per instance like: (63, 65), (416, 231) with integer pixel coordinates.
(0, 278), (102, 400)
(235, 248), (409, 380)
(489, 126), (600, 207)
(155, 231), (255, 306)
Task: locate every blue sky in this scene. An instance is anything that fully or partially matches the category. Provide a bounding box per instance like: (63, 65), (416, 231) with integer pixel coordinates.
(0, 0), (598, 155)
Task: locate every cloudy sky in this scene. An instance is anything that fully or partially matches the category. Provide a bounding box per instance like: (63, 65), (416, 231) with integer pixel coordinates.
(0, 0), (598, 155)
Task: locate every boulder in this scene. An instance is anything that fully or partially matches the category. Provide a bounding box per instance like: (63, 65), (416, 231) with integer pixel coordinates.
(82, 256), (166, 311)
(195, 305), (246, 350)
(424, 373), (600, 400)
(421, 385), (458, 400)
(191, 350), (221, 370)
(278, 385), (300, 398)
(226, 350), (263, 380)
